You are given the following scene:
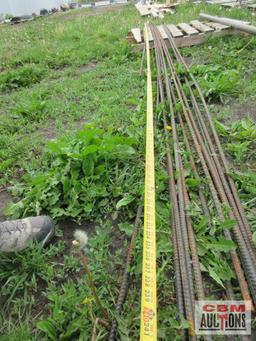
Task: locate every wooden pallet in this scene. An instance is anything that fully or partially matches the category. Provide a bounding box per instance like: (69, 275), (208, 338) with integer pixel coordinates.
(195, 0), (256, 10)
(135, 2), (176, 18)
(128, 20), (243, 49)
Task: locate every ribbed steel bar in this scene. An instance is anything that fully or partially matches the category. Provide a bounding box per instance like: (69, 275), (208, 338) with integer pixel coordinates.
(176, 105), (211, 222)
(163, 28), (256, 301)
(187, 82), (256, 262)
(145, 25), (256, 341)
(163, 26), (256, 255)
(179, 96), (252, 304)
(151, 26), (219, 340)
(152, 26), (191, 307)
(150, 24), (196, 339)
(153, 27), (185, 322)
(108, 206), (143, 341)
(179, 161), (205, 301)
(161, 27), (256, 298)
(158, 26), (256, 303)
(174, 89), (252, 303)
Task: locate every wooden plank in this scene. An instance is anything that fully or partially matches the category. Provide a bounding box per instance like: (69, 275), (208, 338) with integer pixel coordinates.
(220, 0), (252, 6)
(157, 25), (169, 39)
(177, 23), (199, 35)
(131, 28), (142, 44)
(222, 2), (239, 7)
(136, 28), (240, 50)
(166, 24), (184, 37)
(113, 0), (128, 3)
(208, 0), (254, 3)
(150, 7), (164, 18)
(207, 0), (253, 6)
(94, 0), (110, 6)
(190, 20), (214, 32)
(135, 3), (150, 16)
(162, 8), (175, 14)
(206, 22), (230, 30)
(153, 3), (177, 8)
(206, 0), (235, 4)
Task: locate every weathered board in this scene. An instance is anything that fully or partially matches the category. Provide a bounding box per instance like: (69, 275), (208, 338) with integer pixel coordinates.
(135, 2), (176, 18)
(135, 3), (150, 16)
(222, 3), (239, 7)
(167, 24), (183, 37)
(203, 0), (255, 10)
(207, 0), (233, 4)
(94, 1), (111, 7)
(206, 22), (230, 30)
(190, 20), (214, 33)
(158, 25), (169, 39)
(127, 20), (248, 50)
(131, 28), (142, 44)
(178, 23), (199, 35)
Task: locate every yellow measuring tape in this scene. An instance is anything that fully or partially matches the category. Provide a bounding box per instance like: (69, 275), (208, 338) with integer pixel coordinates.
(140, 24), (157, 341)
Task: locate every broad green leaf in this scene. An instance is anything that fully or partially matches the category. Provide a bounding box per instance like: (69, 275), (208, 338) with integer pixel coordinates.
(61, 320), (80, 338)
(81, 144), (98, 156)
(219, 219), (236, 230)
(206, 237), (236, 252)
(47, 141), (66, 154)
(82, 157), (94, 175)
(118, 222), (133, 236)
(37, 320), (57, 340)
(197, 244), (208, 256)
(185, 178), (201, 187)
(208, 267), (225, 288)
(116, 195), (134, 209)
(200, 262), (207, 272)
(196, 217), (209, 231)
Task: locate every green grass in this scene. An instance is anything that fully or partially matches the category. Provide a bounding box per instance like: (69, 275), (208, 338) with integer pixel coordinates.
(0, 3), (256, 340)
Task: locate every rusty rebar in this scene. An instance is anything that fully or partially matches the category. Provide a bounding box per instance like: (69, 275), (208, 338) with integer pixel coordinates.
(108, 205), (143, 341)
(151, 24), (197, 339)
(164, 25), (256, 256)
(145, 25), (255, 341)
(159, 27), (256, 303)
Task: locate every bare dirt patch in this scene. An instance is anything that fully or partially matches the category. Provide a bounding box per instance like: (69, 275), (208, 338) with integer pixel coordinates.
(78, 61), (97, 73)
(0, 190), (12, 222)
(71, 61), (98, 79)
(227, 100), (256, 122)
(30, 219), (96, 320)
(39, 120), (56, 140)
(59, 219), (95, 247)
(215, 99), (256, 123)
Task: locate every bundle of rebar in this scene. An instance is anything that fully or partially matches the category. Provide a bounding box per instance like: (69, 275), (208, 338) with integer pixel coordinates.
(146, 23), (256, 339)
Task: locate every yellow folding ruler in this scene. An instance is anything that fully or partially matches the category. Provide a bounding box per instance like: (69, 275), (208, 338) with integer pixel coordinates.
(140, 24), (157, 341)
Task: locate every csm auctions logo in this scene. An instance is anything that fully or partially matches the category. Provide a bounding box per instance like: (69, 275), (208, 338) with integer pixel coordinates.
(195, 301), (251, 335)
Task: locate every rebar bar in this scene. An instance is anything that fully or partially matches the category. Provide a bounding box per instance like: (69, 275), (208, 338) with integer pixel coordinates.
(160, 27), (256, 303)
(108, 206), (143, 341)
(142, 24), (255, 340)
